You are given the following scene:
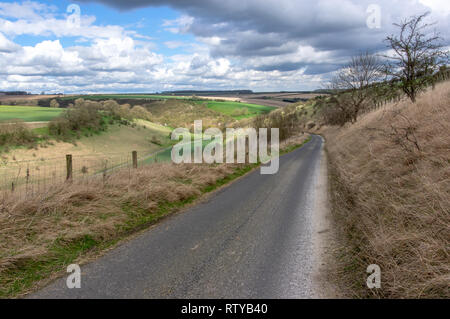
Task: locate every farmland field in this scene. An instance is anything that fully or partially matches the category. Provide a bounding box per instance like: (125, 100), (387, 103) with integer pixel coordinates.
(204, 101), (275, 119)
(0, 105), (63, 122)
(60, 94), (188, 100)
(56, 95), (275, 120)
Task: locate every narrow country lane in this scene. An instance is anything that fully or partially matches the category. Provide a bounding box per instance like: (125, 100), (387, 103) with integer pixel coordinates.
(30, 135), (328, 298)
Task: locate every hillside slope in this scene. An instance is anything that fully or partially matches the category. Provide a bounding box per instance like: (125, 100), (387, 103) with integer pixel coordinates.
(322, 81), (449, 298)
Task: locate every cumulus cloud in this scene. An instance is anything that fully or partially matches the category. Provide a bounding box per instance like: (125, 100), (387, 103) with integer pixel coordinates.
(0, 1), (136, 39)
(0, 1), (57, 20)
(0, 36), (165, 91)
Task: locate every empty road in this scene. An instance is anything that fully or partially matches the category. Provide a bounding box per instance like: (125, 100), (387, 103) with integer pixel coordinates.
(30, 135), (329, 298)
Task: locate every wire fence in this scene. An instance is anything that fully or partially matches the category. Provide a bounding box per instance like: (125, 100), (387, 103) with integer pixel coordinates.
(359, 69), (450, 116)
(0, 146), (173, 200)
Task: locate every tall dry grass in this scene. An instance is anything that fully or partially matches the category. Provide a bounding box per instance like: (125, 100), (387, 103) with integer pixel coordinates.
(0, 163), (236, 275)
(322, 81), (450, 298)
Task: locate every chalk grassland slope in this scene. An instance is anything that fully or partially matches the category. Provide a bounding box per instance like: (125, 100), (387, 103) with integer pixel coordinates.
(0, 105), (63, 122)
(145, 99), (235, 128)
(0, 121), (172, 192)
(4, 121), (171, 163)
(134, 119), (172, 134)
(322, 82), (450, 298)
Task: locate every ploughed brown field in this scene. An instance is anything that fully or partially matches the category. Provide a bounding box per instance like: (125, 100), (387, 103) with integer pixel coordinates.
(0, 94), (64, 102)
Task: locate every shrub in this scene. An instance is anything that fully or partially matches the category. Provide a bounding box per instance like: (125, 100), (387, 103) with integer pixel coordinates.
(0, 120), (38, 151)
(231, 107), (249, 117)
(251, 106), (302, 141)
(49, 99), (60, 108)
(131, 105), (152, 121)
(49, 99), (105, 140)
(150, 135), (163, 146)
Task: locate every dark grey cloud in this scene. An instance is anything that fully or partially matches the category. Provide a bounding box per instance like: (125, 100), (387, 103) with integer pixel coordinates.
(75, 0), (450, 76)
(304, 63), (342, 75)
(254, 62), (306, 72)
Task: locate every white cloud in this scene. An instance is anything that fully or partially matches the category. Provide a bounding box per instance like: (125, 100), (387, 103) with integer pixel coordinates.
(1, 0), (449, 93)
(162, 15), (194, 34)
(0, 1), (57, 20)
(164, 41), (185, 49)
(198, 36), (222, 46)
(0, 32), (20, 52)
(419, 0), (450, 16)
(0, 35), (166, 93)
(0, 1), (142, 40)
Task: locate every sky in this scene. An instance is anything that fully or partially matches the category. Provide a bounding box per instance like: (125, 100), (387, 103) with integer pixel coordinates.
(0, 0), (449, 93)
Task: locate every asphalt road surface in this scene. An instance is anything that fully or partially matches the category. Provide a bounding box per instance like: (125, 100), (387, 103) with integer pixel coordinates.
(31, 135), (326, 298)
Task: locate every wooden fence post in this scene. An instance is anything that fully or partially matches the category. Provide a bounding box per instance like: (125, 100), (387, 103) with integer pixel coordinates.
(66, 154), (73, 181)
(132, 151), (138, 169)
(102, 160), (108, 184)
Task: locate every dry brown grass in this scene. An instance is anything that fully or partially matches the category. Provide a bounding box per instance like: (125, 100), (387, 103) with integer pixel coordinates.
(0, 163), (236, 275)
(322, 81), (450, 298)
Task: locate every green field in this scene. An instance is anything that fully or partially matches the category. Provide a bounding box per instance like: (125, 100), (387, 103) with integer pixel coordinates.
(204, 101), (275, 119)
(0, 105), (63, 122)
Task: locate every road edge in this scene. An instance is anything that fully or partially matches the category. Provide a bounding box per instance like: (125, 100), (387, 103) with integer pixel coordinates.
(311, 136), (340, 298)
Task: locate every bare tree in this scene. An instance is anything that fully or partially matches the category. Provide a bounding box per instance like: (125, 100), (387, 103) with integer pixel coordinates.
(328, 52), (384, 124)
(383, 12), (449, 103)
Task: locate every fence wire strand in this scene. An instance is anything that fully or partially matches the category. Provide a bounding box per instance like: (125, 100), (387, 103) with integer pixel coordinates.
(0, 146), (172, 199)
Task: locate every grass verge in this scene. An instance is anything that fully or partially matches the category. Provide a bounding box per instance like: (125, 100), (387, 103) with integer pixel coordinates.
(321, 81), (450, 298)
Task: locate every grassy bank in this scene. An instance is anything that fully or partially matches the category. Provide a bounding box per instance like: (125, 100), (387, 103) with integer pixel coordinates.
(0, 134), (310, 298)
(321, 82), (450, 298)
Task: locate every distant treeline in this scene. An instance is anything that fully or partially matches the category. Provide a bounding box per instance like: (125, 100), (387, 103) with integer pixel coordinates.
(37, 98), (160, 109)
(282, 98), (310, 103)
(0, 91), (29, 95)
(161, 90), (253, 95)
